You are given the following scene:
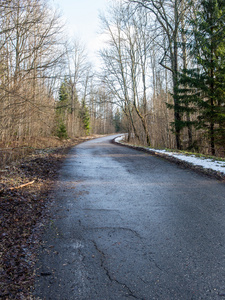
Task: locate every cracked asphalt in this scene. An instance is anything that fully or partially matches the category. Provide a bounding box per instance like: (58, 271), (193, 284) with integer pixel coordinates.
(34, 135), (225, 300)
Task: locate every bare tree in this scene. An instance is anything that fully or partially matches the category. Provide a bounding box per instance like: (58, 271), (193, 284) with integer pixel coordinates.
(0, 0), (65, 140)
(99, 2), (154, 144)
(128, 0), (191, 149)
(60, 39), (93, 136)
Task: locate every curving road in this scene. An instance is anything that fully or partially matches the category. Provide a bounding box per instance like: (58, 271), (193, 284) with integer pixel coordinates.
(34, 135), (225, 300)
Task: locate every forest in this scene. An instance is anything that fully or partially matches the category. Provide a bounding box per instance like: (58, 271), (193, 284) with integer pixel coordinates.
(0, 0), (225, 158)
(1, 1), (225, 297)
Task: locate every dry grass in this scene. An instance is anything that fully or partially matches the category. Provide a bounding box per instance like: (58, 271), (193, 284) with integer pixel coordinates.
(0, 135), (102, 169)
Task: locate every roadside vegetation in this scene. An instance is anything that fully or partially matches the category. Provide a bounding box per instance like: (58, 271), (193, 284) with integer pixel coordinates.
(0, 0), (224, 298)
(1, 0), (224, 160)
(99, 0), (225, 157)
(0, 136), (101, 299)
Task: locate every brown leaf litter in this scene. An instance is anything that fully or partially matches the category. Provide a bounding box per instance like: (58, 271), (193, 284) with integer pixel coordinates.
(0, 136), (99, 299)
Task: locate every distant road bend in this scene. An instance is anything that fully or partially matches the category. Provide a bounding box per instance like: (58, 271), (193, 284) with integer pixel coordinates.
(35, 134), (225, 300)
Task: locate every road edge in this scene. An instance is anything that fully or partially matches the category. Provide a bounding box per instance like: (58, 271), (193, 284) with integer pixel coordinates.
(112, 136), (225, 182)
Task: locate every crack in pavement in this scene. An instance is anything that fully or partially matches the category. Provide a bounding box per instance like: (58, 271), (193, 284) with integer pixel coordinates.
(92, 240), (145, 300)
(149, 257), (163, 272)
(87, 227), (142, 240)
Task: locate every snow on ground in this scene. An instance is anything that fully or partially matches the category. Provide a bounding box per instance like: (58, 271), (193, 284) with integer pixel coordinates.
(114, 136), (125, 143)
(147, 149), (225, 175)
(115, 135), (225, 175)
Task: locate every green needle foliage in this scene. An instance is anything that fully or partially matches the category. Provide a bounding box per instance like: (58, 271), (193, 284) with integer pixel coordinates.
(175, 0), (225, 155)
(79, 99), (90, 135)
(55, 78), (70, 139)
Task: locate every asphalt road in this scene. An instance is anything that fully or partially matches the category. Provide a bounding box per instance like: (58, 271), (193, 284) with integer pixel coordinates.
(34, 135), (225, 300)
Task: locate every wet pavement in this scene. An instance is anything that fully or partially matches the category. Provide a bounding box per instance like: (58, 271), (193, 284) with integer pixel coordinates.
(34, 135), (225, 300)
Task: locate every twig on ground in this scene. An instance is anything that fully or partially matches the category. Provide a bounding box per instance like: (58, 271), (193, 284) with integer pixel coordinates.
(9, 180), (35, 190)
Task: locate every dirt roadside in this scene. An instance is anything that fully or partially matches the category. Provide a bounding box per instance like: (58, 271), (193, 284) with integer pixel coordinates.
(0, 136), (101, 300)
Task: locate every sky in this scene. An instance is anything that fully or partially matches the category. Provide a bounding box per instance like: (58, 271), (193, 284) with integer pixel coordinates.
(52, 0), (110, 67)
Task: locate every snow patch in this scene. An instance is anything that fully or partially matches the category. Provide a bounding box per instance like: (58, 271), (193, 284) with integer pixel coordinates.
(114, 135), (225, 176)
(114, 136), (125, 143)
(147, 148), (225, 175)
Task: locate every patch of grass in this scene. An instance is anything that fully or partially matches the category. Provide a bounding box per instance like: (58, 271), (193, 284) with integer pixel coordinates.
(163, 148), (225, 162)
(122, 137), (225, 162)
(0, 136), (92, 168)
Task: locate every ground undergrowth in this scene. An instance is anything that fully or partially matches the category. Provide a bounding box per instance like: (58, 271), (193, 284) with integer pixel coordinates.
(0, 136), (99, 299)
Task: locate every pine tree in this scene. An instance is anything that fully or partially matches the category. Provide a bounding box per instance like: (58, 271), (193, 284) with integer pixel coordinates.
(58, 78), (70, 114)
(79, 99), (90, 135)
(114, 108), (122, 133)
(176, 0), (225, 155)
(56, 78), (70, 139)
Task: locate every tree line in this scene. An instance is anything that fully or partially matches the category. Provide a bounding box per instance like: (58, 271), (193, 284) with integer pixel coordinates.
(0, 0), (224, 157)
(99, 0), (225, 156)
(0, 0), (116, 145)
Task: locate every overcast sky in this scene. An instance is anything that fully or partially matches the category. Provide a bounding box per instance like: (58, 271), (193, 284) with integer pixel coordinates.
(52, 0), (110, 67)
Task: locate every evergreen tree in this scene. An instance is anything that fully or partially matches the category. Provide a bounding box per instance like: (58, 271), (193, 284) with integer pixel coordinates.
(58, 78), (70, 114)
(176, 0), (225, 155)
(114, 108), (122, 133)
(56, 78), (70, 139)
(79, 99), (90, 135)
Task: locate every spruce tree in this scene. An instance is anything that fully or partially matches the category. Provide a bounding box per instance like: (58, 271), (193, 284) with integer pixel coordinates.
(79, 99), (90, 135)
(177, 0), (225, 155)
(56, 78), (70, 139)
(114, 108), (122, 133)
(58, 78), (70, 114)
